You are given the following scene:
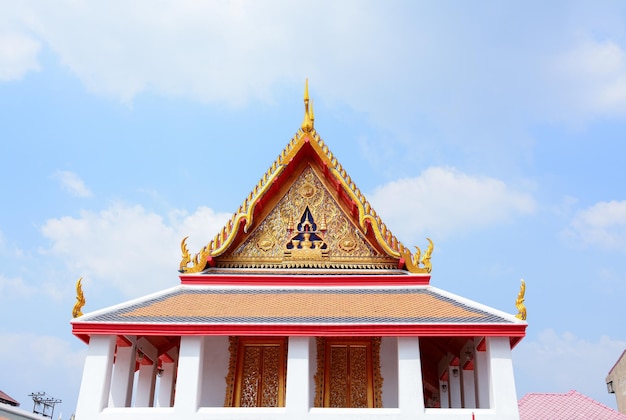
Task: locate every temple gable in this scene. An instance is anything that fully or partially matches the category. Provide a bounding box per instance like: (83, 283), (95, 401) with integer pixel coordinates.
(219, 166), (397, 270)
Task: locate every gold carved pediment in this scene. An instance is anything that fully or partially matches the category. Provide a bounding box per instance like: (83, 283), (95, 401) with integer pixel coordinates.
(220, 166), (394, 269)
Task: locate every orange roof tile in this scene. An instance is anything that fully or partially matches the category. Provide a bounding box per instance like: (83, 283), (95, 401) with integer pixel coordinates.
(77, 287), (513, 325)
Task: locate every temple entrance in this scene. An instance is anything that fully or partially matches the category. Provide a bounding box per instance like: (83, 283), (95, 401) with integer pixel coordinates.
(315, 338), (382, 408)
(228, 337), (287, 407)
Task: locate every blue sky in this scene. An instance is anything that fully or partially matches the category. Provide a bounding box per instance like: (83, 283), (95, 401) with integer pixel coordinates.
(2, 0), (626, 416)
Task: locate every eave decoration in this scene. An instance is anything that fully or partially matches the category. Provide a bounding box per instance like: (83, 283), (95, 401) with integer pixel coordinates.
(179, 80), (433, 275)
(515, 279), (527, 320)
(72, 277), (86, 318)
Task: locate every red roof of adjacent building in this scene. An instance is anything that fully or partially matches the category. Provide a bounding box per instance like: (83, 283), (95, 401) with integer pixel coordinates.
(518, 390), (626, 420)
(0, 390), (20, 407)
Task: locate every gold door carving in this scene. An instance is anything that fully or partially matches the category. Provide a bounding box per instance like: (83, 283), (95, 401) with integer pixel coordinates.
(314, 337), (383, 408)
(225, 337), (287, 407)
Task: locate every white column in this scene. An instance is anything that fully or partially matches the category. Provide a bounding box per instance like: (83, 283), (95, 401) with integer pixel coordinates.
(157, 360), (177, 408)
(462, 368), (476, 408)
(448, 365), (462, 408)
(75, 335), (116, 419)
(109, 341), (136, 408)
(286, 337), (309, 415)
(487, 337), (520, 418)
(134, 340), (158, 407)
(201, 336), (229, 407)
(439, 380), (449, 408)
(474, 339), (489, 408)
(397, 337), (425, 413)
(174, 336), (205, 414)
(135, 362), (157, 407)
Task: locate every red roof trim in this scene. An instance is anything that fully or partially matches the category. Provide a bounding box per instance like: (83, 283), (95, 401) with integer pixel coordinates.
(179, 273), (431, 286)
(73, 322), (525, 338)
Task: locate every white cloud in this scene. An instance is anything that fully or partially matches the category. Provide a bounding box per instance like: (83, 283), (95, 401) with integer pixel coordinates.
(0, 32), (40, 81)
(564, 200), (626, 251)
(514, 329), (626, 406)
(13, 0), (338, 104)
(0, 274), (36, 296)
(40, 203), (230, 297)
(53, 170), (93, 198)
(367, 166), (536, 241)
(550, 39), (626, 118)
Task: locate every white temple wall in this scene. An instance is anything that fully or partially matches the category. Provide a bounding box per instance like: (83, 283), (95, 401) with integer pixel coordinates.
(486, 337), (519, 419)
(109, 340), (136, 408)
(75, 334), (116, 419)
(201, 336), (230, 407)
(380, 337), (399, 408)
(173, 336), (206, 414)
(286, 336), (310, 415)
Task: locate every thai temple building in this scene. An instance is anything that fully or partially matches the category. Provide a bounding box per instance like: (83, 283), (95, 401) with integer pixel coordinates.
(71, 83), (527, 419)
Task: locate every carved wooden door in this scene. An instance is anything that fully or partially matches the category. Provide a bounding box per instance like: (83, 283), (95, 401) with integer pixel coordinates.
(232, 338), (286, 407)
(322, 339), (375, 408)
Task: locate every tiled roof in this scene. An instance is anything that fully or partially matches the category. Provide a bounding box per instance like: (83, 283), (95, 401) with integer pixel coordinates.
(77, 286), (514, 325)
(518, 390), (626, 420)
(0, 390), (19, 406)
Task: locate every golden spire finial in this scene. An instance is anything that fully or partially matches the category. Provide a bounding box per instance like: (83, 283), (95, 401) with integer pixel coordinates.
(72, 277), (86, 318)
(301, 79), (314, 132)
(515, 279), (526, 320)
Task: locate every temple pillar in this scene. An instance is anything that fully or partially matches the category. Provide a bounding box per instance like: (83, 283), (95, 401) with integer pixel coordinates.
(397, 337), (425, 413)
(201, 336), (228, 407)
(109, 338), (136, 408)
(174, 336), (205, 414)
(286, 336), (309, 414)
(439, 380), (449, 408)
(462, 368), (476, 408)
(474, 337), (489, 408)
(461, 340), (476, 408)
(157, 359), (177, 407)
(487, 337), (520, 418)
(135, 340), (158, 407)
(448, 363), (462, 408)
(75, 335), (116, 419)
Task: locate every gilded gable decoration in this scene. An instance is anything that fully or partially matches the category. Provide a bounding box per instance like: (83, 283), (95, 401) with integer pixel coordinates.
(179, 81), (434, 274)
(284, 207), (329, 261)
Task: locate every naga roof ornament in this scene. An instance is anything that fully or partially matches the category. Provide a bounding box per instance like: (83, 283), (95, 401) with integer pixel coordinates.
(515, 279), (527, 320)
(179, 81), (433, 274)
(72, 277), (86, 318)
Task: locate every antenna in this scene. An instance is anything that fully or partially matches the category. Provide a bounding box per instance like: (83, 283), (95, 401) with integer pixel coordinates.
(28, 392), (61, 419)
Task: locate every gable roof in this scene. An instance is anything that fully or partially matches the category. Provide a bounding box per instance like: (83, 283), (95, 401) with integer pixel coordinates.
(518, 390), (626, 420)
(179, 81), (432, 276)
